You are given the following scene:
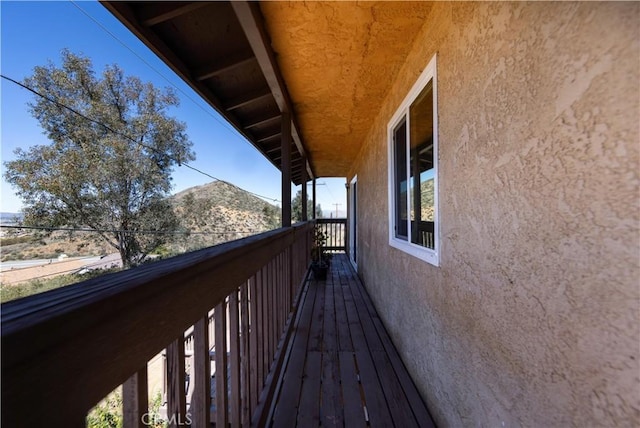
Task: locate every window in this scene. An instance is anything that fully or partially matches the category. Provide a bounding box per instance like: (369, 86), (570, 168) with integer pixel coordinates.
(388, 54), (438, 266)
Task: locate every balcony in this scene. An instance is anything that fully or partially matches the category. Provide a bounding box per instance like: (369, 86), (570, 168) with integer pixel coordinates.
(1, 219), (434, 427)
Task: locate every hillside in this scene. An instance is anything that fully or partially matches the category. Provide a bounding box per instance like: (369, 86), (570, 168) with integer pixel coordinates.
(1, 181), (281, 262)
(169, 180), (280, 252)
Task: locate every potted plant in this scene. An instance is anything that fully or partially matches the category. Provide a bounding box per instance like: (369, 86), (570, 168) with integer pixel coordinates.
(311, 225), (329, 280)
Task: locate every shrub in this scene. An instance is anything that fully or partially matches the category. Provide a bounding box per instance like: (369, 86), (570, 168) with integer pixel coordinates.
(86, 390), (122, 428)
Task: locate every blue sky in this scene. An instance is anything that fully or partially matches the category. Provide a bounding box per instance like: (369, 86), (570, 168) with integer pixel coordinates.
(0, 1), (346, 216)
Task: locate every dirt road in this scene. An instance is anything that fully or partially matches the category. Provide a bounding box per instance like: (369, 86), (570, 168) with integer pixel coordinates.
(0, 257), (94, 285)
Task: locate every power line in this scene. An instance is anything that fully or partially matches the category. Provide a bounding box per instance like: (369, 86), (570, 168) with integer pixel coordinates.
(68, 0), (241, 141)
(67, 0), (282, 205)
(317, 181), (336, 202)
(1, 74), (280, 204)
(0, 224), (257, 236)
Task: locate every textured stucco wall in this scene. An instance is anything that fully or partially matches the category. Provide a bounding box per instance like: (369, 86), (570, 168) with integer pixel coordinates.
(351, 3), (639, 426)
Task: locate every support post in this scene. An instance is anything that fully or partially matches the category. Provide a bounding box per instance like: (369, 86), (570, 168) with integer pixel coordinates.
(301, 157), (308, 222)
(281, 112), (292, 227)
(312, 178), (317, 220)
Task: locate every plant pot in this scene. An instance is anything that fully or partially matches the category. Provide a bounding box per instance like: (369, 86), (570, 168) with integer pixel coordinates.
(311, 262), (329, 280)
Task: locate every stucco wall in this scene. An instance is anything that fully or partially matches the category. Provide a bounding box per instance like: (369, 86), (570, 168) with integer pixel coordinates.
(351, 3), (639, 426)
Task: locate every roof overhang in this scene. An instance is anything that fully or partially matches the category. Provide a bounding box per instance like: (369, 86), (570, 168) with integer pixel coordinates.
(101, 1), (432, 182)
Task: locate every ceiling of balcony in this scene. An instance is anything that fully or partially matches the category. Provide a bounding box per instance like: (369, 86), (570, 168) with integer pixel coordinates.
(102, 1), (432, 183)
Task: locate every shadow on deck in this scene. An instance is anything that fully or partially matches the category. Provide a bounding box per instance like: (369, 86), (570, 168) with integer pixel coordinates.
(270, 254), (436, 427)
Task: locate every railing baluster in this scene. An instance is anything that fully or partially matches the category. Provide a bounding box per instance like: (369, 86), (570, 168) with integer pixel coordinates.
(240, 281), (251, 426)
(166, 338), (186, 428)
(277, 254), (281, 346)
(249, 275), (259, 414)
(256, 268), (265, 390)
(229, 289), (241, 428)
(192, 315), (211, 427)
(267, 262), (273, 364)
(215, 300), (229, 426)
(274, 258), (278, 358)
(123, 367), (148, 428)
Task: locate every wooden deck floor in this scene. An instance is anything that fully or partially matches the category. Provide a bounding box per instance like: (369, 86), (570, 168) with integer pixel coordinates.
(270, 254), (436, 427)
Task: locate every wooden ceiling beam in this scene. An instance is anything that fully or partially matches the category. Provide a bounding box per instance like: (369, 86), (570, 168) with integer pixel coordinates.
(101, 2), (253, 151)
(225, 88), (272, 111)
(231, 1), (315, 181)
(256, 132), (281, 144)
(265, 144), (282, 154)
(194, 52), (256, 82)
(140, 2), (211, 27)
(244, 114), (281, 130)
(273, 155), (303, 165)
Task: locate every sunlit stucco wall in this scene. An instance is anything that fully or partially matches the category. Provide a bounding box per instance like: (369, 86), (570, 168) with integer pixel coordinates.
(350, 3), (639, 426)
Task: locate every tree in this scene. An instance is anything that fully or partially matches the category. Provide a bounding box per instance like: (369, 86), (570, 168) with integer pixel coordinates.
(4, 50), (195, 268)
(291, 190), (322, 222)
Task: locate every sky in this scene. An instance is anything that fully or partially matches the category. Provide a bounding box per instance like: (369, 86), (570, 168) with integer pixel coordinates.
(0, 1), (346, 217)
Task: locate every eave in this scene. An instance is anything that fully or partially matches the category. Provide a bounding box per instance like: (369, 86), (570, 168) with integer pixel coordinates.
(101, 1), (433, 182)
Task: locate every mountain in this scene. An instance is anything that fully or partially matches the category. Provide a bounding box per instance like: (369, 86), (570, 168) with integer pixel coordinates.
(420, 179), (435, 221)
(169, 181), (281, 252)
(0, 181), (280, 262)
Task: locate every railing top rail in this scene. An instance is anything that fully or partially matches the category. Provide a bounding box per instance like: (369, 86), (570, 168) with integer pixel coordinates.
(315, 218), (347, 224)
(1, 221), (314, 425)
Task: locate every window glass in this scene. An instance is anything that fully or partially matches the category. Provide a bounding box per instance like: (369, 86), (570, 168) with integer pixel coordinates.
(393, 120), (408, 240)
(388, 54), (438, 265)
(409, 80), (435, 249)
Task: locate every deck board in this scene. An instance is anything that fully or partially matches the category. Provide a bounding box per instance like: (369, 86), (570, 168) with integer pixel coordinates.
(270, 254), (435, 427)
(271, 281), (318, 427)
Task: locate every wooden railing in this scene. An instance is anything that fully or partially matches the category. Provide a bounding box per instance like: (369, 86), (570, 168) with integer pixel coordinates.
(315, 218), (347, 252)
(415, 220), (435, 249)
(1, 222), (313, 427)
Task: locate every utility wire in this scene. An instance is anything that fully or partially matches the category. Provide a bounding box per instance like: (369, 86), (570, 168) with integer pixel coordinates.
(69, 0), (242, 141)
(317, 181), (336, 202)
(1, 74), (281, 204)
(0, 224), (257, 236)
(68, 0), (282, 204)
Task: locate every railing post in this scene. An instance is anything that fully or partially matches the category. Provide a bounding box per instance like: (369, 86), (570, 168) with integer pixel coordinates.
(301, 156), (308, 221)
(281, 111), (292, 227)
(248, 276), (259, 414)
(256, 268), (265, 390)
(123, 367), (148, 428)
(192, 315), (211, 427)
(166, 338), (186, 428)
(215, 300), (229, 426)
(229, 290), (241, 427)
(240, 281), (251, 426)
(312, 178), (317, 220)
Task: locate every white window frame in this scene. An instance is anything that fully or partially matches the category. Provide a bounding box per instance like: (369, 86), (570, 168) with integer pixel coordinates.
(387, 54), (439, 266)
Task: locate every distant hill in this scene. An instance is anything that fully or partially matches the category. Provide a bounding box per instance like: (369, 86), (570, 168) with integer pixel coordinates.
(0, 212), (24, 224)
(169, 180), (281, 253)
(1, 181), (280, 262)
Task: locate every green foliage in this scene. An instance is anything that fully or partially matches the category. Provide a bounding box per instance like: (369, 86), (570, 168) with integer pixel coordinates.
(86, 390), (123, 428)
(147, 392), (167, 428)
(311, 225), (329, 263)
(3, 50), (195, 268)
(291, 190), (322, 222)
(262, 203), (281, 229)
(150, 244), (174, 258)
(84, 390), (166, 428)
